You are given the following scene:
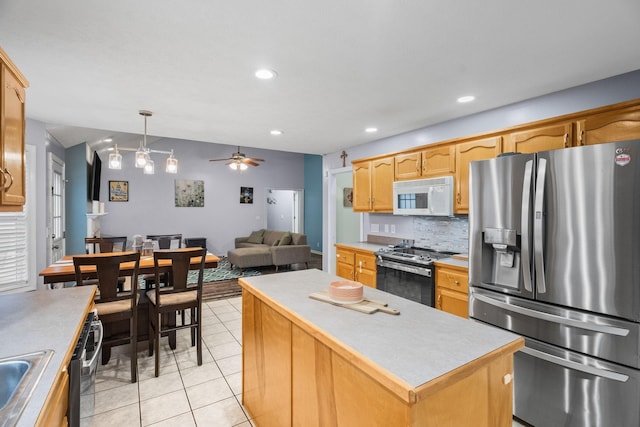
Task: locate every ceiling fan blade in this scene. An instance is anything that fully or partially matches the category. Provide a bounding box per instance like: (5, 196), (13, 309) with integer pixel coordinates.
(245, 159), (260, 167)
(249, 157), (265, 162)
(209, 158), (232, 162)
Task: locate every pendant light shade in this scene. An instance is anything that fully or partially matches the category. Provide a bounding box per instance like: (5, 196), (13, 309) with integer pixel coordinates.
(109, 145), (122, 169)
(166, 151), (178, 173)
(143, 158), (155, 175)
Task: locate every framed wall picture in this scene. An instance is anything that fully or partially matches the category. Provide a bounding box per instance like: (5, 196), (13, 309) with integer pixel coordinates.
(175, 179), (205, 207)
(343, 187), (353, 207)
(109, 180), (129, 202)
(240, 186), (253, 204)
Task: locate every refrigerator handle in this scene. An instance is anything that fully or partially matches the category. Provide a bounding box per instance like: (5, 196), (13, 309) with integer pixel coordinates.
(533, 158), (547, 293)
(472, 292), (630, 336)
(519, 346), (629, 382)
(521, 160), (534, 292)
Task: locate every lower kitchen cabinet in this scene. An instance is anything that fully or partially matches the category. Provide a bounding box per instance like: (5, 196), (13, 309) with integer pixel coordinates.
(37, 367), (69, 427)
(334, 244), (376, 288)
(435, 262), (469, 318)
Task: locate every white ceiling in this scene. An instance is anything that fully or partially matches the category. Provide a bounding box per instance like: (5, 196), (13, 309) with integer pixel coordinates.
(1, 0), (640, 155)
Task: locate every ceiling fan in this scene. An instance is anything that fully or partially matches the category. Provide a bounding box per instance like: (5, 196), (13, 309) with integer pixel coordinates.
(209, 146), (265, 170)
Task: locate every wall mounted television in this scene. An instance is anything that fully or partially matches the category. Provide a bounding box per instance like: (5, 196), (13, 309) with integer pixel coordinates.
(88, 151), (102, 201)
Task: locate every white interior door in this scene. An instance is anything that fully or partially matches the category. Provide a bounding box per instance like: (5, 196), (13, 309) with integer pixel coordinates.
(48, 153), (65, 264)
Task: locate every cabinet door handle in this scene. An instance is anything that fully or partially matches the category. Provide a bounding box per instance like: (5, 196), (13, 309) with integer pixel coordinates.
(579, 130), (585, 146)
(437, 294), (441, 308)
(416, 160), (419, 172)
(454, 280), (459, 285)
(456, 192), (461, 204)
(2, 168), (13, 192)
(563, 133), (569, 148)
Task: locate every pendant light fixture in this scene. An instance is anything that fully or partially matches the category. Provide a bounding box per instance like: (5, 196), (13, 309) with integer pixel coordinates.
(108, 110), (179, 174)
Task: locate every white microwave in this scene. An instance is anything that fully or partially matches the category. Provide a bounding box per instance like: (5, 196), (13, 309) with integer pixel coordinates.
(392, 176), (454, 216)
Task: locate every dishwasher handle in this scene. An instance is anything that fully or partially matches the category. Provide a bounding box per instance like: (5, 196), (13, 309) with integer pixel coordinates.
(83, 320), (103, 370)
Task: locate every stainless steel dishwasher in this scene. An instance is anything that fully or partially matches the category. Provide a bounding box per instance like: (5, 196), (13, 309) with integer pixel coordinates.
(68, 311), (103, 426)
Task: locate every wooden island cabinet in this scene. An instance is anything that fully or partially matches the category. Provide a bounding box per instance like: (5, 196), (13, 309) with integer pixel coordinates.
(240, 270), (523, 427)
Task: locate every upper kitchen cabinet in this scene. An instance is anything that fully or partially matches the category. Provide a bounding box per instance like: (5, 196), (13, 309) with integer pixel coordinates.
(422, 144), (456, 177)
(394, 145), (456, 181)
(455, 136), (502, 213)
(352, 156), (394, 212)
(576, 104), (640, 146)
(504, 122), (573, 154)
(0, 47), (28, 210)
(394, 151), (421, 181)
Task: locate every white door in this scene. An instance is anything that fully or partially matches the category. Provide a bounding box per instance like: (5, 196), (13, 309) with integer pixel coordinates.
(48, 153), (65, 264)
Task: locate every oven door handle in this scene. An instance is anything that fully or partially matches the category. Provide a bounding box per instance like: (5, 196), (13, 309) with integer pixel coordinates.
(377, 260), (431, 277)
(83, 320), (104, 369)
(473, 293), (630, 337)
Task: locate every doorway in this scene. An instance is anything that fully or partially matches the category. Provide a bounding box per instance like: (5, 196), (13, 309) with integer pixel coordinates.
(48, 153), (66, 264)
(266, 189), (304, 233)
(327, 167), (361, 274)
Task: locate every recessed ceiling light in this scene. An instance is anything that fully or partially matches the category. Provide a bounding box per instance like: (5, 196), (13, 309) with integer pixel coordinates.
(255, 69), (277, 80)
(270, 129), (283, 136)
(104, 138), (113, 142)
(457, 95), (475, 103)
(365, 127), (378, 133)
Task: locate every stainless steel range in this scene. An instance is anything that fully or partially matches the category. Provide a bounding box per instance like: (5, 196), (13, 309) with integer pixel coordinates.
(375, 246), (452, 306)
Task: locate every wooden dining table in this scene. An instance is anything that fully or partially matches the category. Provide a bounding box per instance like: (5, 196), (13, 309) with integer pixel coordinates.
(39, 249), (220, 362)
(39, 249), (220, 285)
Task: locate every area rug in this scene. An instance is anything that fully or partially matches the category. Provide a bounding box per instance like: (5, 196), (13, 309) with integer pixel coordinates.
(187, 256), (261, 284)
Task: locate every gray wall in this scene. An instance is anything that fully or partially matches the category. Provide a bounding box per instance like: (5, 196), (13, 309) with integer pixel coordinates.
(321, 69), (640, 261)
(94, 138), (305, 256)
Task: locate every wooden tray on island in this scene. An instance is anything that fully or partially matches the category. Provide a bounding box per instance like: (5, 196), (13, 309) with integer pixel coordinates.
(310, 291), (400, 315)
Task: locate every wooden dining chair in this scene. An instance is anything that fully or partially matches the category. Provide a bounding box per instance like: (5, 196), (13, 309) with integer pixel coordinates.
(84, 236), (129, 291)
(142, 234), (183, 289)
(85, 236), (128, 253)
(73, 251), (141, 383)
(147, 247), (206, 377)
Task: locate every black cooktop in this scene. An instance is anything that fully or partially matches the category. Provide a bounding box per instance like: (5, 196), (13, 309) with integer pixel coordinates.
(376, 246), (455, 266)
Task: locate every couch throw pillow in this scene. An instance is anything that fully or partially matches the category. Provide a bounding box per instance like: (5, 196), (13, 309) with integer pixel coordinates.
(247, 229), (265, 244)
(278, 232), (292, 246)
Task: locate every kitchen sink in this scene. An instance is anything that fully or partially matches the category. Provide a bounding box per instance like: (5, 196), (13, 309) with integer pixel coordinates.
(0, 350), (54, 427)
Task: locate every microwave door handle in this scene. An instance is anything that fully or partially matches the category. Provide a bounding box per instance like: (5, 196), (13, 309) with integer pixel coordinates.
(521, 160), (534, 292)
(533, 158), (547, 294)
(519, 346), (629, 382)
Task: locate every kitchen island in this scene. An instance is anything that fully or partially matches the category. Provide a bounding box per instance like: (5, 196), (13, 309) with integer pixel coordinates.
(0, 286), (96, 426)
(239, 269), (523, 427)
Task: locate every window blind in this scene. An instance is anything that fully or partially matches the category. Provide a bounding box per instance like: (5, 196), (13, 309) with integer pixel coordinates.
(0, 212), (28, 291)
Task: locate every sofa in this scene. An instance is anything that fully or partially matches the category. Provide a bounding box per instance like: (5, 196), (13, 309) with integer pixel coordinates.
(228, 229), (311, 271)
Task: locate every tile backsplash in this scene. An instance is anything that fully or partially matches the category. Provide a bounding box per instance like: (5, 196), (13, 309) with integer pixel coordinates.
(413, 216), (469, 253)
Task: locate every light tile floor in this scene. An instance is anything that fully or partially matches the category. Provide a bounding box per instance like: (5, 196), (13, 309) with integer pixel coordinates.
(83, 295), (528, 427)
(82, 296), (253, 427)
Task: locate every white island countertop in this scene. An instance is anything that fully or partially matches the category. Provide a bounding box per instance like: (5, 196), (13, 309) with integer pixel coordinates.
(239, 269), (521, 389)
(0, 286), (96, 427)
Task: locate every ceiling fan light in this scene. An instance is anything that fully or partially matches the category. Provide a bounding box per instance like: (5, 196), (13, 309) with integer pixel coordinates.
(143, 158), (155, 174)
(229, 162), (238, 170)
(166, 152), (178, 173)
(239, 162), (248, 171)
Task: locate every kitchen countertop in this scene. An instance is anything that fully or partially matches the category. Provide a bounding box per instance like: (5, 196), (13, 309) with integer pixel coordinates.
(334, 241), (387, 252)
(434, 256), (469, 269)
(239, 269), (520, 388)
(0, 286), (96, 427)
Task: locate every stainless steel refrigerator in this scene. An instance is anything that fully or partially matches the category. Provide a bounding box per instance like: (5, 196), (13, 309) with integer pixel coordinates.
(468, 140), (640, 427)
